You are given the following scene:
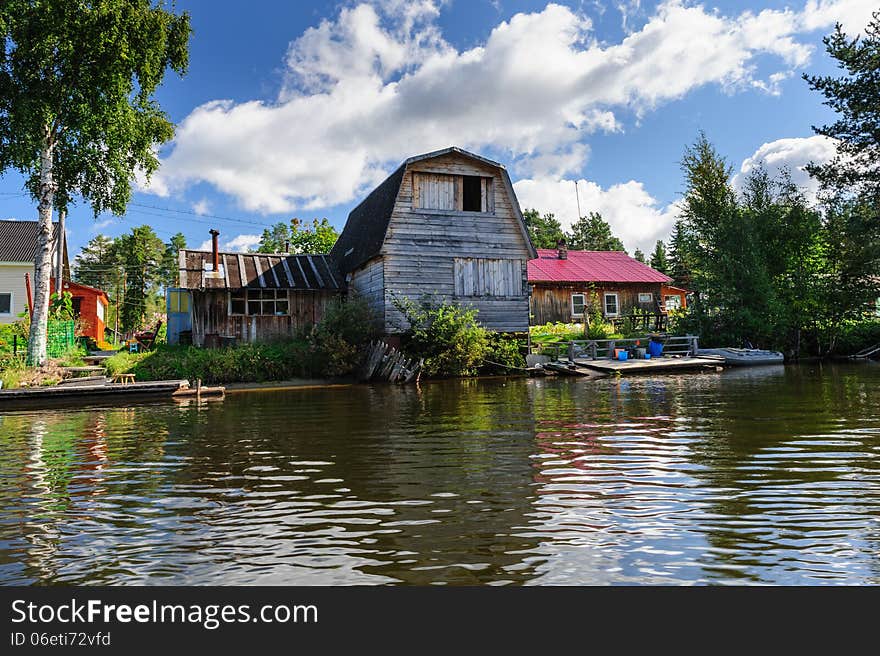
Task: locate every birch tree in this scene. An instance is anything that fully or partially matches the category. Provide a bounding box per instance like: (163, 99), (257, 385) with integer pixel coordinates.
(0, 1), (190, 364)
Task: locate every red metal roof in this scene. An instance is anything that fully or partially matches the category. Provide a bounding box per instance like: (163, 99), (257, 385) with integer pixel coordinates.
(528, 249), (672, 284)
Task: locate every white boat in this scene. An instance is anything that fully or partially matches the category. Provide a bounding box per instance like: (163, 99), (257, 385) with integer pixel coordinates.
(697, 347), (784, 366)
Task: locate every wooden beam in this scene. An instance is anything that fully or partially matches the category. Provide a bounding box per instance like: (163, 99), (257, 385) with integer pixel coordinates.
(293, 256), (310, 289)
(236, 254), (247, 288)
(252, 256), (267, 288)
(306, 255), (325, 289)
(280, 256), (295, 287)
(222, 254), (230, 288)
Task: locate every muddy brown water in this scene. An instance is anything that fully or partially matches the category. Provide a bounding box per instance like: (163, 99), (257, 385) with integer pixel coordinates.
(1, 363), (878, 585)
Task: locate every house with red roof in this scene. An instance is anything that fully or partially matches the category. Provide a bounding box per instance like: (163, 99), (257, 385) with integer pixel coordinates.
(527, 243), (687, 327)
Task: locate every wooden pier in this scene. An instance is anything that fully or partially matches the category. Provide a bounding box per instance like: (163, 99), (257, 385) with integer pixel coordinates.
(0, 379), (195, 409)
(529, 334), (724, 377)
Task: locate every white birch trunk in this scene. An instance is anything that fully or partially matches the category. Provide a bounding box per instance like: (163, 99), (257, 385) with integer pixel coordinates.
(27, 136), (55, 366)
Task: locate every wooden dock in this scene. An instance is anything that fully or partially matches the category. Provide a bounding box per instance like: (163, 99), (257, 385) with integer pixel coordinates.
(572, 356), (723, 375)
(0, 379), (191, 409)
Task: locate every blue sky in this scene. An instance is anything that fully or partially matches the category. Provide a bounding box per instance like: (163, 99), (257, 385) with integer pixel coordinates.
(0, 0), (874, 259)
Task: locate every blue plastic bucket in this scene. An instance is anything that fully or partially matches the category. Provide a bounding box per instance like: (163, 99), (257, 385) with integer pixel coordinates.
(618, 350), (628, 361)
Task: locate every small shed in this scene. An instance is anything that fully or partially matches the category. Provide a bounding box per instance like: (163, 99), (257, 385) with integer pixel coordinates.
(528, 246), (674, 326)
(51, 280), (110, 346)
(173, 243), (344, 346)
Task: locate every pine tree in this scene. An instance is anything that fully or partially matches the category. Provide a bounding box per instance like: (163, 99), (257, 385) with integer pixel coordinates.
(649, 240), (669, 275)
(74, 234), (117, 290)
(566, 212), (625, 251)
(633, 249), (646, 263)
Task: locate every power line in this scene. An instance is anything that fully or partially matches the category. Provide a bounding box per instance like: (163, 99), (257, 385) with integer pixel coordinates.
(127, 202), (276, 229)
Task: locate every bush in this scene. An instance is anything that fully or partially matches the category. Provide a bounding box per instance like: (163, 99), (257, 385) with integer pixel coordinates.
(482, 333), (526, 374)
(394, 296), (490, 377)
(306, 296), (379, 376)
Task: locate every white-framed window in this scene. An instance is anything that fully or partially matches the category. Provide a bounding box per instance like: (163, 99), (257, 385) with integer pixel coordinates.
(0, 292), (11, 315)
(230, 289), (288, 316)
(638, 292), (653, 303)
(571, 293), (586, 318)
(664, 295), (682, 311)
(603, 292), (619, 317)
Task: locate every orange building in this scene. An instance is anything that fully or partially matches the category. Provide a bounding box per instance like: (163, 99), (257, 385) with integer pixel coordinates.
(50, 279), (111, 346)
(660, 285), (688, 311)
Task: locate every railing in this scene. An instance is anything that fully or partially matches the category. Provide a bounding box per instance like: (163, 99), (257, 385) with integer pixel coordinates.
(531, 335), (700, 361)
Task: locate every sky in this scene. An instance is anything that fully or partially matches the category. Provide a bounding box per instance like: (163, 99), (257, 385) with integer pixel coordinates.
(0, 0), (875, 261)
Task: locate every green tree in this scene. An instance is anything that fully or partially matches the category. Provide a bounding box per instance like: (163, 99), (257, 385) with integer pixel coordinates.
(649, 240), (669, 275)
(804, 12), (880, 199)
(0, 0), (191, 364)
(633, 249), (646, 263)
(667, 220), (694, 289)
(113, 225), (165, 332)
(160, 232), (187, 289)
(257, 218), (339, 254)
(73, 234), (117, 290)
(566, 212), (625, 251)
(522, 209), (565, 249)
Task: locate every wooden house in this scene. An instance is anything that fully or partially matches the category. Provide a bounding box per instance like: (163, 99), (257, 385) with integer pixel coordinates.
(330, 147), (537, 333)
(528, 245), (679, 327)
(172, 237), (344, 346)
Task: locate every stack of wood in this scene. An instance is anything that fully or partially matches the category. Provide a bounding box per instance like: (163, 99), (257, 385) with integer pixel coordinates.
(360, 340), (422, 383)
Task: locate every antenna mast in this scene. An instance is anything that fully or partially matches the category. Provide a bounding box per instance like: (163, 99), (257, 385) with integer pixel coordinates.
(574, 180), (582, 220)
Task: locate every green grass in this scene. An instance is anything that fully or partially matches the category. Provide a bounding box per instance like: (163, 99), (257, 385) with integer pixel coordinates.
(104, 341), (322, 384)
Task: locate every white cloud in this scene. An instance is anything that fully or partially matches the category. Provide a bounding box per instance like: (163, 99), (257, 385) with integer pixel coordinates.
(149, 0), (874, 213)
(513, 176), (679, 254)
(192, 198), (211, 216)
(732, 135), (838, 203)
(196, 233), (262, 253)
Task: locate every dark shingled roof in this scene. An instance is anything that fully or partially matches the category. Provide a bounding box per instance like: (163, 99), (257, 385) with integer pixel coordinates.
(179, 250), (345, 292)
(330, 164), (405, 273)
(0, 219), (64, 262)
(330, 146), (537, 273)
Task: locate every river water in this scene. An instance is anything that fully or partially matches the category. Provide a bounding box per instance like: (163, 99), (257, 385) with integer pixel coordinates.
(1, 363), (879, 585)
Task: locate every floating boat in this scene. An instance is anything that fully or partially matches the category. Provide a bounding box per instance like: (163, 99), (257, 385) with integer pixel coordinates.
(697, 347), (784, 366)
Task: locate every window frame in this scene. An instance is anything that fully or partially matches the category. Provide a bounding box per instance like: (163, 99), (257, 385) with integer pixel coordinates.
(413, 171), (494, 214)
(664, 294), (682, 311)
(229, 289), (289, 317)
(638, 292), (653, 304)
(571, 293), (586, 318)
(603, 292), (619, 317)
(0, 292), (11, 316)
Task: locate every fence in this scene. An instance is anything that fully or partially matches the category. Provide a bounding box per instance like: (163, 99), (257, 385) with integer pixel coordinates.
(47, 320), (76, 358)
(531, 335), (700, 362)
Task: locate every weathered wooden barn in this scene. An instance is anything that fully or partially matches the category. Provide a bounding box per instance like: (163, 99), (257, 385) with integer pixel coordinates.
(172, 243), (344, 346)
(330, 147), (537, 333)
(528, 246), (678, 327)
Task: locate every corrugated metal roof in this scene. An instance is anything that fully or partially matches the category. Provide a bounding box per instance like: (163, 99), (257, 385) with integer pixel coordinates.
(528, 249), (672, 284)
(0, 220), (62, 262)
(178, 250), (344, 291)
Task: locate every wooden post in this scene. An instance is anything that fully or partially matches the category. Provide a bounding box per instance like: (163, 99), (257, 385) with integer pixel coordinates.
(608, 340), (616, 360)
(589, 340), (597, 360)
(24, 272), (34, 318)
(196, 378), (202, 400)
(568, 341), (575, 363)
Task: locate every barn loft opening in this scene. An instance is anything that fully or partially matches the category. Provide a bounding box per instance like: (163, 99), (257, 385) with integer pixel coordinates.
(462, 176), (482, 212)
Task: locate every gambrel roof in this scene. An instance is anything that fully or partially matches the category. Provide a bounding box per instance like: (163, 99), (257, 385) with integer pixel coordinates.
(330, 147), (537, 274)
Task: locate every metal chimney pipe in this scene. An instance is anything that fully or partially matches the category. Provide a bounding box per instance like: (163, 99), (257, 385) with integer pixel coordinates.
(209, 229), (220, 271)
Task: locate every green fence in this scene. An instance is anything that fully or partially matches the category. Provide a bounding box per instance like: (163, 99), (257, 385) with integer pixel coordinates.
(47, 320), (76, 358)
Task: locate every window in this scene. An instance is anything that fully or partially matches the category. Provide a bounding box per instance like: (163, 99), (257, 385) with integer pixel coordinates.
(603, 292), (619, 317)
(230, 289), (288, 316)
(413, 172), (493, 212)
(453, 258), (523, 297)
(72, 297), (82, 319)
(0, 292), (11, 315)
(96, 299), (105, 323)
(571, 293), (586, 318)
(462, 176), (482, 211)
(665, 295), (682, 311)
(168, 290), (191, 314)
(638, 292), (653, 303)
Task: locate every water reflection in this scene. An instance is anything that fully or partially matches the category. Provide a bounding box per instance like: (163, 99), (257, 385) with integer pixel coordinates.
(0, 363), (878, 585)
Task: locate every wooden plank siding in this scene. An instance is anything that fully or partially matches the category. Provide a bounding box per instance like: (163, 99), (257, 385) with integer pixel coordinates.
(189, 289), (338, 346)
(530, 283), (664, 325)
(348, 257), (385, 328)
(380, 152), (531, 333)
